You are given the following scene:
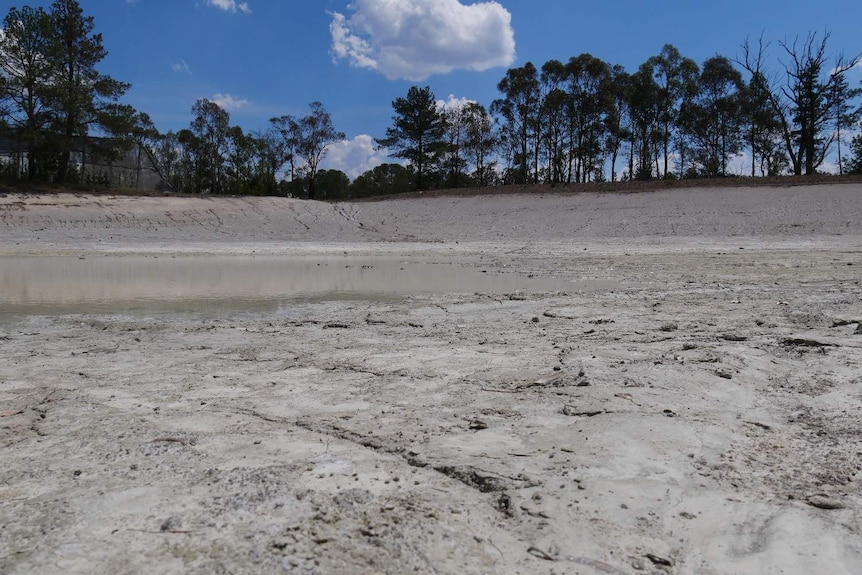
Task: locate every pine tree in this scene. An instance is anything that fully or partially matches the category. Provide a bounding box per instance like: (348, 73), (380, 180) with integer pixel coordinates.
(376, 86), (446, 191)
(47, 0), (130, 184)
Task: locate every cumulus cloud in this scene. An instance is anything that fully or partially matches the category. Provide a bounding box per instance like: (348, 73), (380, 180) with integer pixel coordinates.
(436, 94), (476, 112)
(206, 0), (252, 14)
(320, 135), (392, 180)
(210, 93), (249, 111)
(330, 0), (516, 81)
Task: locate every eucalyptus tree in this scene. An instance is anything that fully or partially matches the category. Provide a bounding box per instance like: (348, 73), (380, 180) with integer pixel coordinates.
(223, 125), (258, 195)
(628, 63), (661, 180)
(647, 44), (699, 178)
(565, 53), (611, 182)
(736, 37), (787, 176)
(150, 130), (190, 193)
(377, 86), (446, 191)
(603, 65), (632, 181)
(0, 5), (53, 179)
(491, 62), (541, 184)
(253, 127), (286, 195)
(440, 100), (469, 188)
(539, 59), (569, 183)
(188, 98), (230, 194)
(269, 114), (302, 195)
(680, 55), (745, 177)
(123, 111), (159, 189)
(293, 101), (344, 200)
(462, 102), (496, 187)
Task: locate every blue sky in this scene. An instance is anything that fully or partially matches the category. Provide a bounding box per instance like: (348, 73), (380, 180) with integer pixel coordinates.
(9, 0), (862, 178)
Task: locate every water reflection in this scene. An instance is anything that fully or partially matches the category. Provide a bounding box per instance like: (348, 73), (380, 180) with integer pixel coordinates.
(0, 255), (574, 318)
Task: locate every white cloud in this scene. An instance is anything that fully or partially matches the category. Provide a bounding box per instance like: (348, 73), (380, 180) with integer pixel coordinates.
(171, 59), (192, 75)
(210, 93), (249, 111)
(206, 0), (252, 14)
(330, 0), (516, 81)
(436, 94), (476, 112)
(320, 134), (392, 180)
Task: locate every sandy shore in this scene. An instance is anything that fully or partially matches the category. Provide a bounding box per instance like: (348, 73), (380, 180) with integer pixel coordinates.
(1, 185), (861, 574)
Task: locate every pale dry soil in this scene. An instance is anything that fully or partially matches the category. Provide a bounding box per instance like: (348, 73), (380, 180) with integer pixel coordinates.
(0, 186), (861, 575)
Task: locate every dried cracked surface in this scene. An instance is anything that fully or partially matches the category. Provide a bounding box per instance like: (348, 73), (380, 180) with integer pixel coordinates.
(1, 186), (861, 574)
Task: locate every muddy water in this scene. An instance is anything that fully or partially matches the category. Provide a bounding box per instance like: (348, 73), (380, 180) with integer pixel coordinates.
(0, 255), (577, 318)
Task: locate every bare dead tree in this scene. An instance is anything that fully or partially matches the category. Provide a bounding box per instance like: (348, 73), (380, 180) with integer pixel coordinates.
(740, 31), (859, 176)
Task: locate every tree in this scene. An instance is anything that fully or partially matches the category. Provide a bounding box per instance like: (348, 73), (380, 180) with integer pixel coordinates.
(539, 59), (568, 184)
(224, 125), (260, 195)
(492, 63), (541, 184)
(848, 132), (862, 174)
(376, 86), (446, 191)
(293, 101), (344, 200)
(742, 32), (860, 176)
(311, 169), (350, 200)
(737, 36), (789, 177)
(778, 33), (843, 175)
(46, 0), (131, 184)
(253, 127), (287, 195)
(440, 101), (470, 188)
(564, 54), (612, 183)
(628, 62), (661, 180)
(0, 5), (54, 179)
(124, 110), (159, 189)
(348, 163), (415, 198)
(680, 56), (745, 177)
(830, 72), (861, 174)
(462, 102), (497, 187)
(150, 130), (190, 193)
(848, 80), (862, 174)
(188, 98), (230, 193)
(604, 65), (632, 181)
(648, 44), (699, 178)
(269, 114), (301, 195)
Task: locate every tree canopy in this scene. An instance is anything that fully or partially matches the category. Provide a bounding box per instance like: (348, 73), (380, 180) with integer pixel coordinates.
(376, 86), (446, 191)
(2, 0), (860, 195)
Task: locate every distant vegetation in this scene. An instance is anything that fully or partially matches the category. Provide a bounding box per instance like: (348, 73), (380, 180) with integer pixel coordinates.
(1, 1), (861, 198)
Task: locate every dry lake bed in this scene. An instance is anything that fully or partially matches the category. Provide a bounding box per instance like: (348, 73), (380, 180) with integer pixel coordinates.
(1, 186), (861, 574)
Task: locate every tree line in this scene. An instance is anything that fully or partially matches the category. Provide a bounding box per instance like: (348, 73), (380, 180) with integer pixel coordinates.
(2, 1), (861, 198)
(385, 38), (861, 191)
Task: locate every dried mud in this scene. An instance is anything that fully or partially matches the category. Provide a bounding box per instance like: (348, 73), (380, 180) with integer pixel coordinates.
(1, 186), (861, 574)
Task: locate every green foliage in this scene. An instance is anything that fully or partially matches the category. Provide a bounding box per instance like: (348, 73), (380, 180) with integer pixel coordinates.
(376, 86), (446, 191)
(348, 163), (415, 198)
(0, 5), (55, 180)
(308, 169), (350, 200)
(294, 102), (345, 200)
(680, 56), (745, 177)
(3, 2), (860, 193)
(492, 63), (541, 184)
(848, 132), (862, 174)
(0, 0), (134, 184)
(462, 102), (497, 187)
(47, 0), (131, 183)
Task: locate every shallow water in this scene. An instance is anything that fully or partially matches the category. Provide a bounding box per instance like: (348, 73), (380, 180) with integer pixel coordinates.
(0, 255), (576, 319)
